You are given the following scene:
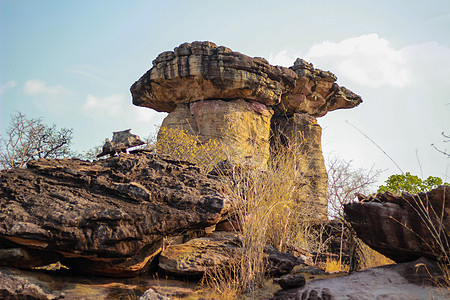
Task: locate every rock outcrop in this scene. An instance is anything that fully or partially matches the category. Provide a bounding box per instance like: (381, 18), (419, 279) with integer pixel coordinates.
(131, 41), (362, 219)
(0, 152), (233, 276)
(344, 185), (449, 263)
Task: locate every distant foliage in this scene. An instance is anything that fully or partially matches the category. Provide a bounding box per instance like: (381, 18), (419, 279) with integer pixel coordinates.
(0, 112), (73, 169)
(378, 172), (448, 194)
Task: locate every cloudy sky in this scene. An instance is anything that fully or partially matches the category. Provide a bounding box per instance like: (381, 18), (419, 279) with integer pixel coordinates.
(1, 0), (449, 186)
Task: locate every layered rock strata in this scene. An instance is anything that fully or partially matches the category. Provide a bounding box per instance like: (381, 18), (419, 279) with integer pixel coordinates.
(131, 42), (362, 117)
(0, 152), (232, 276)
(131, 41), (363, 219)
(344, 185), (449, 263)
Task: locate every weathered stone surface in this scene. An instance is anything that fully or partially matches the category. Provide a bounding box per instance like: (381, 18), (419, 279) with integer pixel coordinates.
(271, 113), (328, 220)
(0, 269), (61, 300)
(139, 288), (171, 300)
(0, 266), (193, 299)
(344, 185), (449, 263)
(131, 41), (297, 112)
(159, 232), (242, 276)
(161, 99), (273, 167)
(277, 58), (362, 117)
(271, 257), (450, 300)
(273, 273), (306, 290)
(131, 42), (362, 117)
(0, 152), (232, 276)
(159, 232), (303, 276)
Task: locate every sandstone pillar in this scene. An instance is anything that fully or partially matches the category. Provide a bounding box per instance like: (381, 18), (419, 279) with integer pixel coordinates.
(271, 113), (328, 220)
(161, 99), (273, 168)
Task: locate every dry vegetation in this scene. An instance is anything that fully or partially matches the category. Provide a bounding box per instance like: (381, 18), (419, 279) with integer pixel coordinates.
(155, 126), (408, 297)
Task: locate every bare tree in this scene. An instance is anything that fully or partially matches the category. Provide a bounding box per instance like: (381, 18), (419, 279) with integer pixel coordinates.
(432, 132), (450, 157)
(326, 156), (381, 218)
(0, 112), (73, 169)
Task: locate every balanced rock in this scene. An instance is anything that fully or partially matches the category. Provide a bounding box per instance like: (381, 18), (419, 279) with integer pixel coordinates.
(131, 41), (361, 117)
(0, 152), (233, 276)
(97, 129), (145, 158)
(344, 185), (449, 263)
(132, 41), (363, 220)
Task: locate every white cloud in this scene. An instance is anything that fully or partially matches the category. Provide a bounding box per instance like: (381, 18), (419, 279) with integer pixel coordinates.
(304, 34), (410, 87)
(268, 50), (298, 67)
(24, 79), (71, 96)
(83, 94), (125, 117)
(82, 93), (159, 122)
(0, 80), (18, 95)
(268, 34), (450, 90)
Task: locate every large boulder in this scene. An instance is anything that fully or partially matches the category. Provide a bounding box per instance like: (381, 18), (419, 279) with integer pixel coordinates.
(158, 232), (303, 277)
(344, 185), (449, 263)
(0, 152), (233, 276)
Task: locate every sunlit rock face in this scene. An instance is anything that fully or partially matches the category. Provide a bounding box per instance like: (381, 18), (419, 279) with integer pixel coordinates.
(132, 41), (363, 220)
(161, 99), (274, 168)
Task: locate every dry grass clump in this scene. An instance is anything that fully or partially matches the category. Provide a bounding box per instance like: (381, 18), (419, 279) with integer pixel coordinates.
(406, 192), (449, 287)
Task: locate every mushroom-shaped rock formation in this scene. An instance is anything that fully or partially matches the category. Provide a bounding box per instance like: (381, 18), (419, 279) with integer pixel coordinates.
(131, 42), (361, 117)
(131, 41), (363, 220)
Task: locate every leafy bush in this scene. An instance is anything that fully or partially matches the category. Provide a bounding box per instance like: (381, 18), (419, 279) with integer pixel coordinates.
(378, 172), (448, 194)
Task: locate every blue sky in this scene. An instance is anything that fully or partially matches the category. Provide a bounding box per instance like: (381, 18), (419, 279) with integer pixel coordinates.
(1, 0), (449, 185)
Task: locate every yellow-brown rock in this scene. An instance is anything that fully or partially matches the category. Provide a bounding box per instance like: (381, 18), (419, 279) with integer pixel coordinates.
(161, 99), (274, 167)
